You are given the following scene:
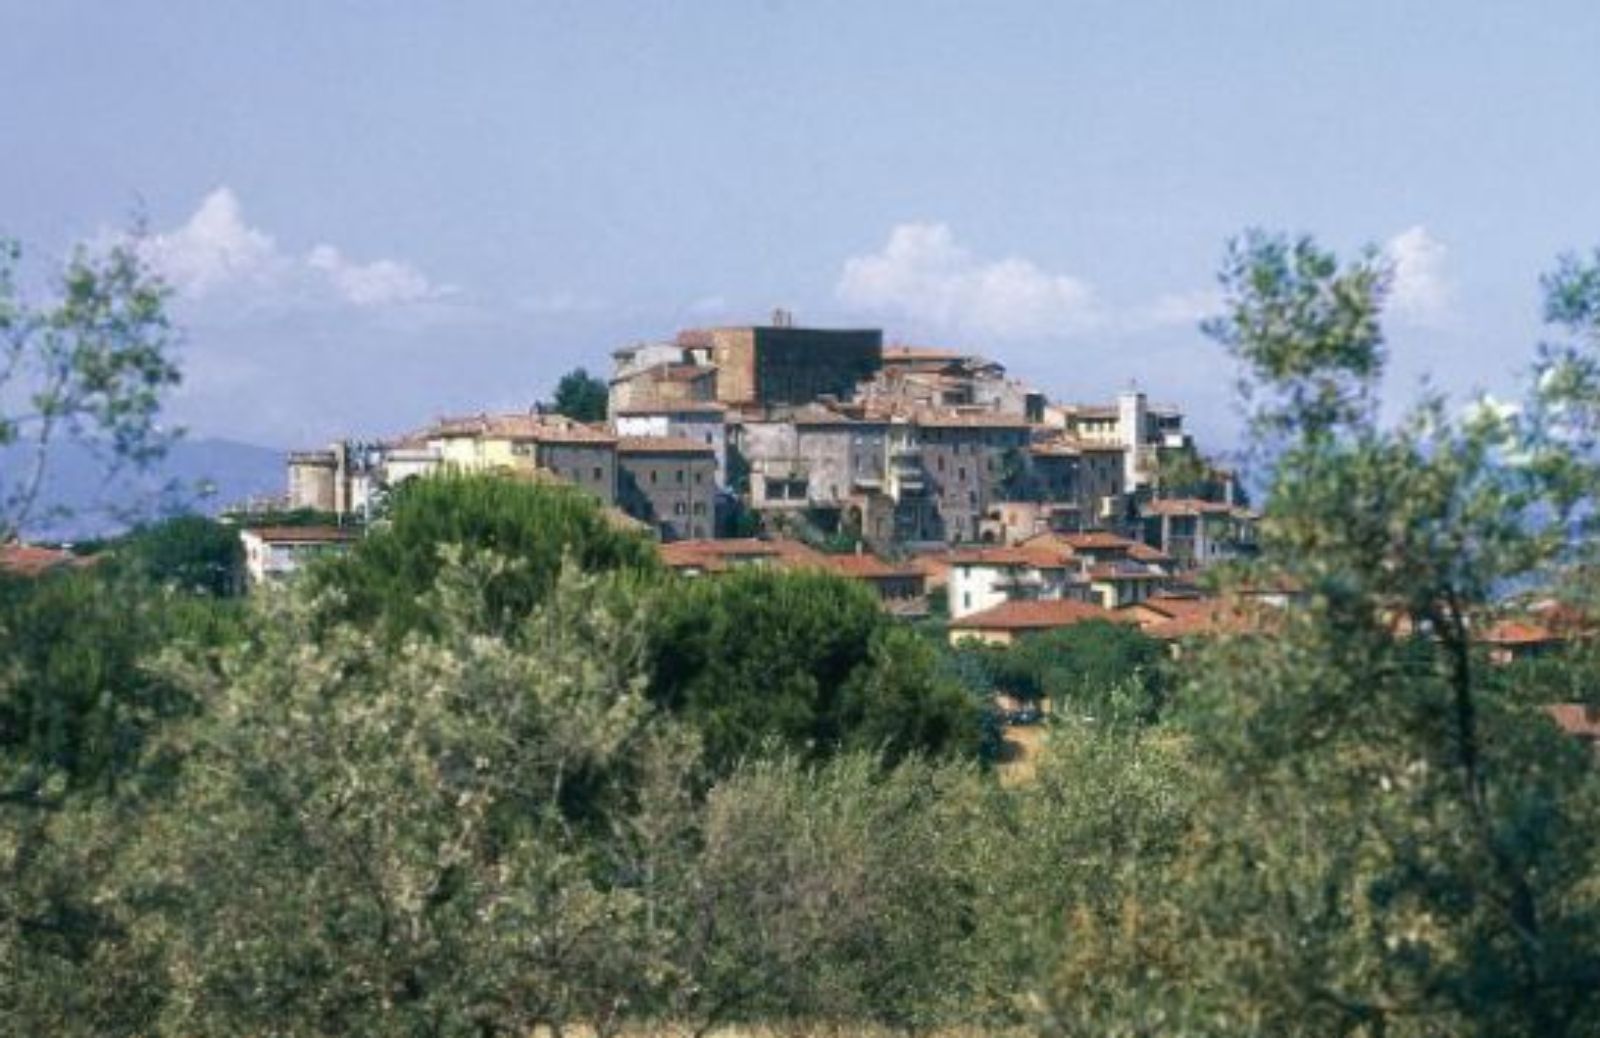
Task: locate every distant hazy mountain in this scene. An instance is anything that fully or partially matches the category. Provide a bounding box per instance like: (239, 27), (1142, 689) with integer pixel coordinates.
(8, 437), (286, 540)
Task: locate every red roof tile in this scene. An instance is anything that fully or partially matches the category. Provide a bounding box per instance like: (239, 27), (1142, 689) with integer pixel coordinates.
(948, 546), (1070, 569)
(429, 413), (617, 445)
(1545, 703), (1600, 740)
(0, 544), (92, 577)
(1478, 619), (1563, 647)
(951, 598), (1131, 632)
(813, 553), (923, 580)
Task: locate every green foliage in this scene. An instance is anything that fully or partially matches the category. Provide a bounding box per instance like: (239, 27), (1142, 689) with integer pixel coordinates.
(0, 565), (239, 1035)
(1052, 231), (1600, 1037)
(550, 366), (609, 422)
(112, 515), (244, 596)
(1543, 249), (1600, 337)
(646, 567), (978, 771)
(1204, 231), (1388, 441)
(0, 235), (182, 539)
(687, 753), (991, 1034)
(148, 557), (681, 1037)
(0, 566), (237, 801)
(1001, 724), (1198, 1033)
(314, 473), (659, 639)
(948, 621), (1167, 723)
(226, 506), (343, 528)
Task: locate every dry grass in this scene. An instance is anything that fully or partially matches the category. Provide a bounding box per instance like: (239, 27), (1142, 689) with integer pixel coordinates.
(995, 723), (1046, 786)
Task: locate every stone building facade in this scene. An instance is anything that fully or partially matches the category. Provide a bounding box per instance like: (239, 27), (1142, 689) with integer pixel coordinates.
(914, 413), (1031, 543)
(612, 401), (728, 487)
(615, 437), (717, 540)
(709, 323), (882, 409)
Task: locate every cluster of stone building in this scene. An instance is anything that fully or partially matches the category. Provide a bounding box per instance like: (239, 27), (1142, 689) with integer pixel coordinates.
(285, 314), (1251, 556)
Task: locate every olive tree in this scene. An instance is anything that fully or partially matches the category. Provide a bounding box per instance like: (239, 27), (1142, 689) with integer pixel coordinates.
(0, 236), (181, 539)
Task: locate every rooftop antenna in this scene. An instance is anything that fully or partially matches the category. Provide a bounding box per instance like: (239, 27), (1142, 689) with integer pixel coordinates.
(771, 307), (793, 328)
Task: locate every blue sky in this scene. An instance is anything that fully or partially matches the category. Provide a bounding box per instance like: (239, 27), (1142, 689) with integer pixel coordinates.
(6, 1), (1599, 448)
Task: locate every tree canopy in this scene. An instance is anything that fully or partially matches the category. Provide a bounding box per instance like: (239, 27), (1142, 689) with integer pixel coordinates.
(549, 366), (609, 422)
(0, 236), (181, 540)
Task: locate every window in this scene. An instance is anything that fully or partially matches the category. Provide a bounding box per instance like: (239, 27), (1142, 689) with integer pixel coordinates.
(676, 469), (684, 483)
(958, 466), (966, 481)
(593, 466), (603, 481)
(963, 592), (971, 610)
(695, 471), (703, 484)
(650, 471), (658, 485)
(674, 502), (686, 515)
(693, 502), (706, 515)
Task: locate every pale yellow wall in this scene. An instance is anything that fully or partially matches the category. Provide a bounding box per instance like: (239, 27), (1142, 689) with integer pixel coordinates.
(433, 436), (519, 471)
(948, 628), (1015, 648)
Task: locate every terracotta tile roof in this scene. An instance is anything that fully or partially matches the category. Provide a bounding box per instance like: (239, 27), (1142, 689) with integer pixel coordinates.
(615, 436), (715, 455)
(792, 404), (864, 426)
(0, 544), (92, 577)
(812, 553), (925, 580)
(882, 344), (970, 363)
(1057, 531), (1139, 552)
(948, 546), (1070, 569)
(1127, 542), (1172, 563)
(951, 598), (1132, 633)
(658, 538), (824, 573)
(1069, 405), (1121, 420)
(243, 526), (360, 544)
(1544, 703), (1600, 740)
(429, 413), (617, 445)
(914, 409), (1032, 429)
(1478, 619), (1563, 647)
(1142, 497), (1238, 517)
(1132, 593), (1215, 621)
(1144, 599), (1271, 641)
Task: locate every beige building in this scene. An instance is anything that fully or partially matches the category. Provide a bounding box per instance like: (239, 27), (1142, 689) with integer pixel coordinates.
(425, 413), (618, 505)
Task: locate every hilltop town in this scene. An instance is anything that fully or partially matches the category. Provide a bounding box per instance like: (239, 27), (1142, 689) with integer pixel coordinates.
(268, 313), (1259, 629)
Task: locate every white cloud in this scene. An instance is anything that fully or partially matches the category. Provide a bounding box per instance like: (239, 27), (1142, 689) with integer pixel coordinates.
(139, 187), (284, 295)
(1385, 225), (1452, 326)
(836, 223), (1099, 339)
(1140, 288), (1225, 329)
(307, 244), (437, 307)
(138, 187), (445, 308)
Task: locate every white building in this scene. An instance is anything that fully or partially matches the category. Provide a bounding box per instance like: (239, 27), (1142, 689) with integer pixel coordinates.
(240, 526), (359, 587)
(946, 546), (1086, 620)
